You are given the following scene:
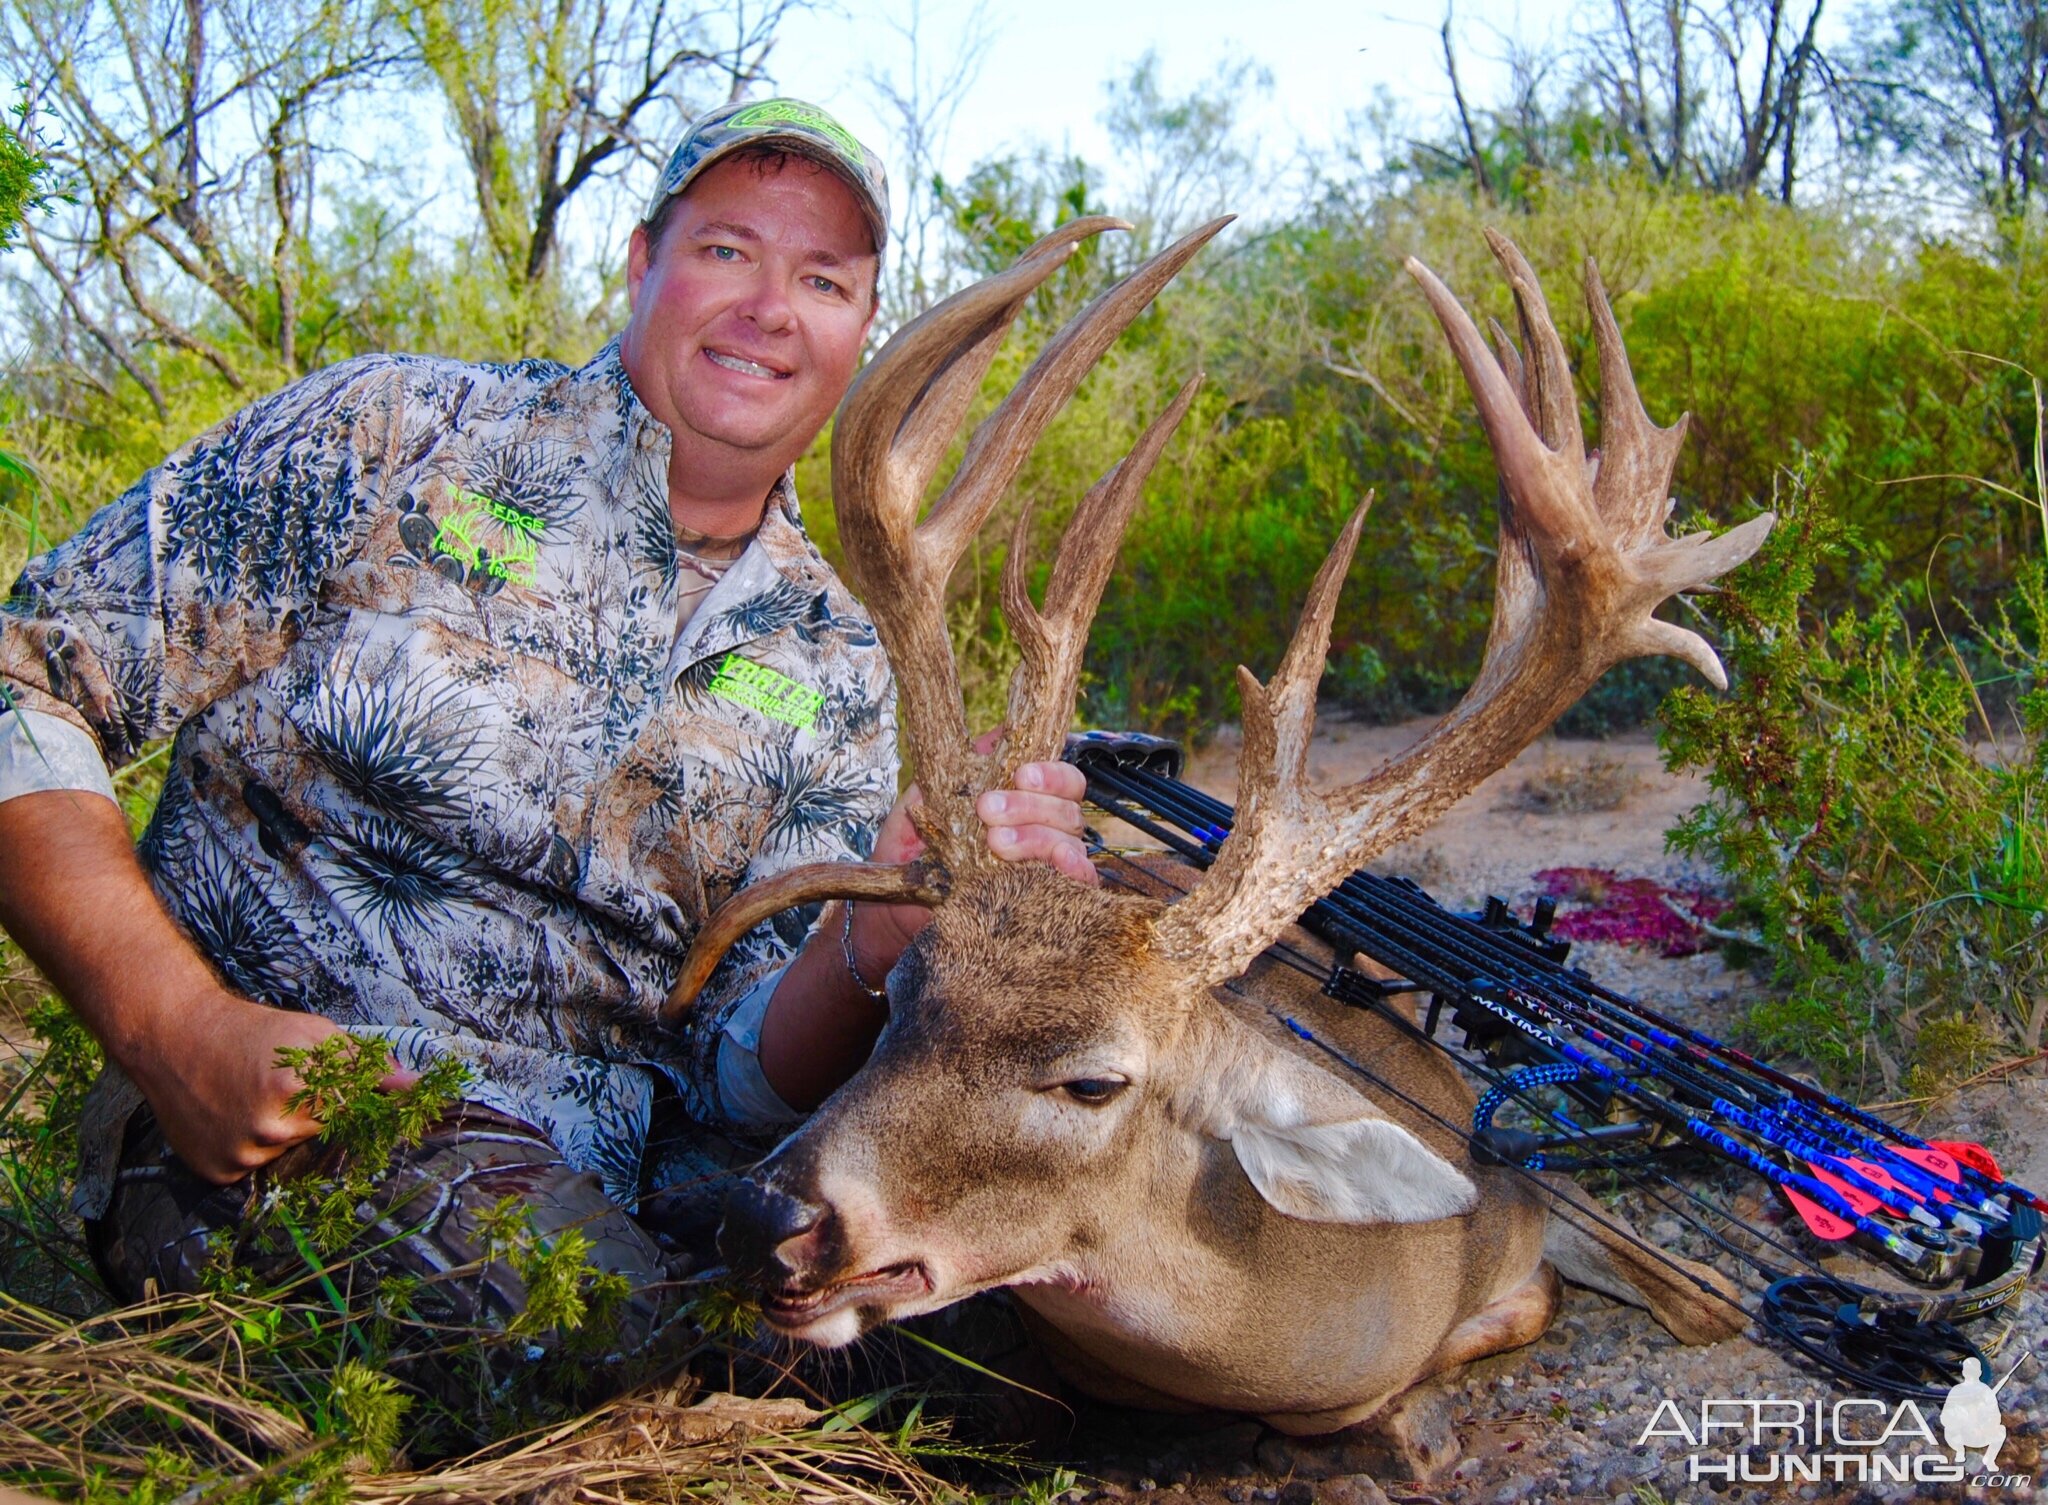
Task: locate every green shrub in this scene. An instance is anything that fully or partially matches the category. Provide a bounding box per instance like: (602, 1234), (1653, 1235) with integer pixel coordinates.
(1661, 463), (2047, 1090)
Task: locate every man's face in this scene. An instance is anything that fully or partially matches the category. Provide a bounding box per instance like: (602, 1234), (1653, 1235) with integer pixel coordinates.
(621, 154), (878, 488)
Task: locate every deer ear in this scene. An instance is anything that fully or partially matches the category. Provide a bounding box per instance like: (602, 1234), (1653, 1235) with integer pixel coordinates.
(1212, 1033), (1479, 1226)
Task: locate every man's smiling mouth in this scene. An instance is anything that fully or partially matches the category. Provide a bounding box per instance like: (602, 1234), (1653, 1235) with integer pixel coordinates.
(705, 349), (789, 380)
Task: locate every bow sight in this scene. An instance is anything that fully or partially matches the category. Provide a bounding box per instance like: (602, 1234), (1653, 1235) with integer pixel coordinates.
(1063, 730), (2046, 1401)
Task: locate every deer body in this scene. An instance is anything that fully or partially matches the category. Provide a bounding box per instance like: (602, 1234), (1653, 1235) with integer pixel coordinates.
(719, 861), (1732, 1432)
(675, 220), (1766, 1432)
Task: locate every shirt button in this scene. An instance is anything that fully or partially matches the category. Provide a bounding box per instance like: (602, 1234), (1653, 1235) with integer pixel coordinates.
(624, 681), (645, 706)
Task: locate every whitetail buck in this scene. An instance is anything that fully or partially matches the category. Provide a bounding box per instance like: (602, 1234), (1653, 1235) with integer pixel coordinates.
(665, 219), (1770, 1442)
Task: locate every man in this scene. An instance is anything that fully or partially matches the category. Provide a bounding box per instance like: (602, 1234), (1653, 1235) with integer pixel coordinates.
(0, 98), (1091, 1407)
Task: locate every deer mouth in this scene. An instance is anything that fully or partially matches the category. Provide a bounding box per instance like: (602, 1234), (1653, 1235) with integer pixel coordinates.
(760, 1261), (931, 1328)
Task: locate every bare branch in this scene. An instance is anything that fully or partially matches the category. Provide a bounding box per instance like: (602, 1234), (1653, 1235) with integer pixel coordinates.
(1441, 7), (1497, 203)
(19, 222), (167, 419)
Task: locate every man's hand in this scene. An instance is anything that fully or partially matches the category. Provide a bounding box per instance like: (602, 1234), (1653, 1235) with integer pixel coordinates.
(0, 788), (418, 1186)
(870, 760), (1094, 875)
(858, 738), (1095, 964)
(972, 757), (1098, 883)
(128, 990), (416, 1184)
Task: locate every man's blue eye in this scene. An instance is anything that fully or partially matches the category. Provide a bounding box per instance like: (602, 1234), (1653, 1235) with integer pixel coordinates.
(710, 245), (738, 261)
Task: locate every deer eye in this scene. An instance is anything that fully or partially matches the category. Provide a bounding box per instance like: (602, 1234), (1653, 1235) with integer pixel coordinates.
(1059, 1078), (1127, 1105)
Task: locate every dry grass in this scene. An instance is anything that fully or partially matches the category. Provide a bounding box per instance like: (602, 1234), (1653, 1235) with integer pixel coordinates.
(1503, 751), (1642, 816)
(352, 1391), (954, 1504)
(1, 1295), (314, 1488)
(0, 1291), (968, 1503)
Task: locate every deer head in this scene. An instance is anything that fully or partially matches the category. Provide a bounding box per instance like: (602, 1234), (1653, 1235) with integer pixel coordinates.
(664, 221), (1773, 1353)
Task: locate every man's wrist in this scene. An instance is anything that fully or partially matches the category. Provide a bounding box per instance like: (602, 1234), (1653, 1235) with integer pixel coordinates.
(103, 973), (232, 1082)
(845, 897), (919, 989)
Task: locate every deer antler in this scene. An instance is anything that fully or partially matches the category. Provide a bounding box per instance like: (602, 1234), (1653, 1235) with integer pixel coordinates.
(1154, 232), (1775, 989)
(836, 216), (1228, 871)
(663, 217), (1228, 1017)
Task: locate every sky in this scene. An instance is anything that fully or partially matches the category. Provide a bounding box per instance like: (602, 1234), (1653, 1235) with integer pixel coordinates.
(754, 0), (1584, 210)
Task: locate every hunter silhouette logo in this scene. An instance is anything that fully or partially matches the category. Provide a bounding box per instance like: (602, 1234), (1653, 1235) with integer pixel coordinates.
(1942, 1352), (2029, 1472)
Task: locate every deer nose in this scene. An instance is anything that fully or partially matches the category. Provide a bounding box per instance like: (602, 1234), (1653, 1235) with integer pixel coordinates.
(719, 1178), (829, 1284)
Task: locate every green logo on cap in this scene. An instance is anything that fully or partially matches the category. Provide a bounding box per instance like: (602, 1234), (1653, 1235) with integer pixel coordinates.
(727, 100), (865, 166)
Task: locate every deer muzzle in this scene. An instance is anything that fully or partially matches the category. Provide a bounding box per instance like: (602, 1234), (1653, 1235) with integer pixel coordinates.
(719, 1175), (934, 1339)
(719, 1176), (830, 1286)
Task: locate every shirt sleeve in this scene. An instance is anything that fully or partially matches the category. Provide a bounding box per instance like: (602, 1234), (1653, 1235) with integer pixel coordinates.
(714, 961), (805, 1130)
(0, 358), (404, 774)
(0, 706), (119, 805)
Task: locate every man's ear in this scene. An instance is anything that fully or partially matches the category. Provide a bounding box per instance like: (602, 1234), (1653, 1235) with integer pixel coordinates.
(626, 224), (653, 312)
(1202, 1020), (1478, 1226)
(860, 269), (880, 342)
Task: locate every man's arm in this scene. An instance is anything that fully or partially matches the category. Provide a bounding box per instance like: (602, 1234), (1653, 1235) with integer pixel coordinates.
(0, 788), (407, 1182)
(0, 361), (410, 1180)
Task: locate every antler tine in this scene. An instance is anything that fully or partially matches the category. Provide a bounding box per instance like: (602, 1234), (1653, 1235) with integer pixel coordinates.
(1404, 256), (1592, 551)
(1155, 235), (1774, 992)
(1485, 316), (1529, 422)
(1225, 498), (1373, 840)
(1252, 500), (1373, 788)
(1152, 501), (1372, 986)
(1485, 229), (1584, 458)
(1576, 257), (1777, 687)
(662, 859), (951, 1019)
(922, 216), (1234, 570)
(997, 372), (1205, 775)
(1582, 259), (1688, 533)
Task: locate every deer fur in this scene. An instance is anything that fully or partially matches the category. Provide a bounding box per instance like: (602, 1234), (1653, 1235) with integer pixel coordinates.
(678, 221), (1765, 1437)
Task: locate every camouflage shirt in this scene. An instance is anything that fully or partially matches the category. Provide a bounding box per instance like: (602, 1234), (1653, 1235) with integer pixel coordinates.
(0, 341), (897, 1203)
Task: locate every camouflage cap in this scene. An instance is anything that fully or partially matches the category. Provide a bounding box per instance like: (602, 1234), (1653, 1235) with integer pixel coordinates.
(644, 98), (890, 256)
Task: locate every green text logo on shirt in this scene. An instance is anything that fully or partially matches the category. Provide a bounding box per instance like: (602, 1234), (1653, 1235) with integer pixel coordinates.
(708, 652), (824, 729)
(433, 484), (545, 586)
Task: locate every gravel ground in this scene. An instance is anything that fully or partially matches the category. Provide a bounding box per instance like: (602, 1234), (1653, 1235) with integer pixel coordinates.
(1023, 721), (2048, 1505)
